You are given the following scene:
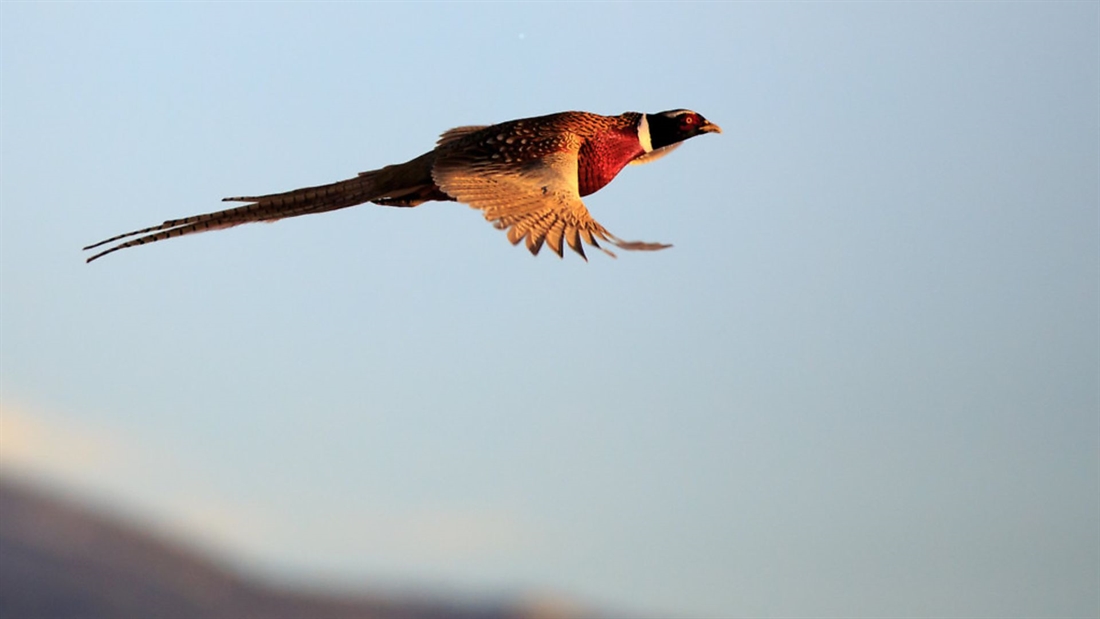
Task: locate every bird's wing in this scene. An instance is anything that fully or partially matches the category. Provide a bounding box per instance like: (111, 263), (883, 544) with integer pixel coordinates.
(436, 125), (490, 147)
(432, 139), (670, 259)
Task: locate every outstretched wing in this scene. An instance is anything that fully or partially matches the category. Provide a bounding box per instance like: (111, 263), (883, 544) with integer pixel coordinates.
(431, 135), (669, 260)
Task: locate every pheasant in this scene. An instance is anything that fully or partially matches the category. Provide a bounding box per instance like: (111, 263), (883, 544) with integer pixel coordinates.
(84, 109), (721, 262)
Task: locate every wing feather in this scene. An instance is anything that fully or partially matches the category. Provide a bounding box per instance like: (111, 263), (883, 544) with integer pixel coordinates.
(436, 125), (490, 147)
(432, 140), (669, 259)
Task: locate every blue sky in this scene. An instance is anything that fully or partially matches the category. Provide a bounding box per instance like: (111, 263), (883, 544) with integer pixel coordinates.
(2, 2), (1097, 617)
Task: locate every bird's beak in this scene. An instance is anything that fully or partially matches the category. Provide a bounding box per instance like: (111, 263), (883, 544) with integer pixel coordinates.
(700, 120), (722, 134)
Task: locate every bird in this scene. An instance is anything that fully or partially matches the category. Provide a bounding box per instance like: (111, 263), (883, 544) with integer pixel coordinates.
(84, 109), (721, 263)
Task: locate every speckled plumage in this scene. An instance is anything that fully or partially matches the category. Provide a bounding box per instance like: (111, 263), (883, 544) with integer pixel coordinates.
(84, 110), (720, 262)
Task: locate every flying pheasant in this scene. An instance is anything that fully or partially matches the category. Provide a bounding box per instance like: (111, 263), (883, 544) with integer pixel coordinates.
(84, 109), (721, 262)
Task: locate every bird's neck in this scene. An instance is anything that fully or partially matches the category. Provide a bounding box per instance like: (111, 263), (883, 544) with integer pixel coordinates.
(577, 127), (647, 197)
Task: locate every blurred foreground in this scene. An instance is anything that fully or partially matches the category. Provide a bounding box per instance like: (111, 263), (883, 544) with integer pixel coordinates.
(0, 478), (584, 619)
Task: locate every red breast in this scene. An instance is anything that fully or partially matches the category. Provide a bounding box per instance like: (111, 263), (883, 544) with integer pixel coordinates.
(576, 127), (647, 196)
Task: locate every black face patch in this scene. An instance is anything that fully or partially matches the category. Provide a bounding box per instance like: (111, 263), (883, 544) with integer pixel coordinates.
(647, 111), (700, 150)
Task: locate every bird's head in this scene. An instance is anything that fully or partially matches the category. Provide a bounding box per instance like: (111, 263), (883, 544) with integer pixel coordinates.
(642, 109), (722, 151)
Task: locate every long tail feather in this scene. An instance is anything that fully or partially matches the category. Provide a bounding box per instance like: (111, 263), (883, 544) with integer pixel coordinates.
(84, 173), (387, 263)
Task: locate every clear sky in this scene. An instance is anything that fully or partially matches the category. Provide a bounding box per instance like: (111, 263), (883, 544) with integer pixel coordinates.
(2, 2), (1097, 617)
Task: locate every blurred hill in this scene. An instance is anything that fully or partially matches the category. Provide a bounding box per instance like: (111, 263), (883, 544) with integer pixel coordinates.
(0, 479), (577, 619)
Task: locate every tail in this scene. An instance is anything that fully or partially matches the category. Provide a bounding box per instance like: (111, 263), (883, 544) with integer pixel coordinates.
(83, 157), (434, 263)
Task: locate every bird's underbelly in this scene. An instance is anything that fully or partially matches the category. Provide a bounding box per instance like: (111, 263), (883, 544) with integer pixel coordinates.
(577, 133), (645, 196)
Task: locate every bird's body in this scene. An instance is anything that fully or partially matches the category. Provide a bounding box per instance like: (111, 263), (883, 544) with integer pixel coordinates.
(84, 109), (720, 262)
